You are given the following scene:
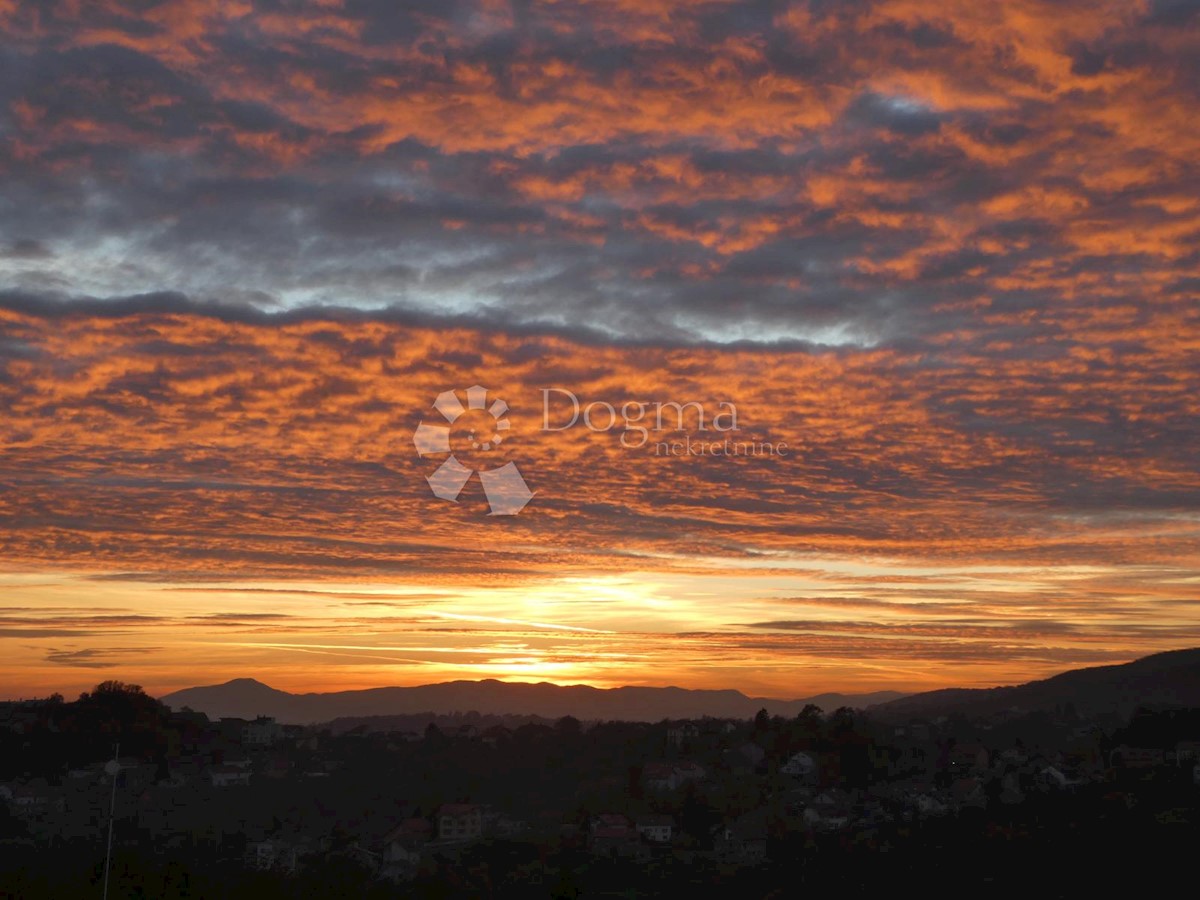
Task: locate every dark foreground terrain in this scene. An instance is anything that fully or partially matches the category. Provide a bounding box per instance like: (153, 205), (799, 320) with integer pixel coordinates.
(3, 656), (1199, 897)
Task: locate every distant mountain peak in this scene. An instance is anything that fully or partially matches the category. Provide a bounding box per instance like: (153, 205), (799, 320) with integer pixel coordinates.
(156, 650), (1200, 725)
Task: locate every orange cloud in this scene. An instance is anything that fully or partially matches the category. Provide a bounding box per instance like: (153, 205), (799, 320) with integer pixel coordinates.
(0, 302), (1197, 695)
(2, 0), (1198, 696)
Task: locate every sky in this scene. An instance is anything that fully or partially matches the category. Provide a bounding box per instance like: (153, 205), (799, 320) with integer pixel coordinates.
(1, 0), (1198, 700)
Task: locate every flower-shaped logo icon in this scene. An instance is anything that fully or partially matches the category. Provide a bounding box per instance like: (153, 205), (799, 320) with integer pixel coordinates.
(412, 385), (535, 515)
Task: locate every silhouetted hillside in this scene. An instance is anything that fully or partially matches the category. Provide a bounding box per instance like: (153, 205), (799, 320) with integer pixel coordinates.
(871, 648), (1200, 720)
(159, 678), (905, 723)
(157, 650), (1200, 724)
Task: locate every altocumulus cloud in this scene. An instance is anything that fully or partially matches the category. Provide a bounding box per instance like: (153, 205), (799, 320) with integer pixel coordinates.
(0, 0), (1196, 344)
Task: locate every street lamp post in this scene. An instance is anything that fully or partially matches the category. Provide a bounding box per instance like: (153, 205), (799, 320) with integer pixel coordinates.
(102, 743), (122, 900)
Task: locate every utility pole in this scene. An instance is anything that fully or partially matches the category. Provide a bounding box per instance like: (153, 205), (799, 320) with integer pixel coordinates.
(102, 742), (120, 900)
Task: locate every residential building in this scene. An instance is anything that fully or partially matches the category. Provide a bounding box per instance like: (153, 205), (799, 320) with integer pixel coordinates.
(713, 811), (769, 865)
(588, 814), (636, 856)
(635, 814), (674, 843)
(209, 765), (251, 787)
(243, 716), (283, 746)
(437, 804), (482, 842)
(781, 751), (817, 779)
(667, 723), (700, 747)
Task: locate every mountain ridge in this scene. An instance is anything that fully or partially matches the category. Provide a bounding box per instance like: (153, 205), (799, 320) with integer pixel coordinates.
(160, 649), (1200, 724)
(869, 647), (1200, 720)
(159, 678), (906, 724)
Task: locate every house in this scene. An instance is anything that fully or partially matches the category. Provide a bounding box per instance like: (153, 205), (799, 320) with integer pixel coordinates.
(737, 742), (766, 769)
(806, 790), (854, 830)
(385, 817), (433, 851)
(801, 805), (822, 829)
(635, 814), (675, 843)
(1038, 766), (1074, 790)
(712, 811), (768, 866)
(243, 716), (283, 746)
(1174, 741), (1200, 764)
(780, 751), (817, 779)
(950, 777), (987, 810)
(246, 839), (301, 874)
(0, 702), (50, 735)
(218, 717), (249, 741)
(591, 813), (631, 833)
(908, 723), (932, 742)
(1112, 746), (1165, 769)
(946, 742), (989, 773)
(262, 755), (291, 779)
(3, 783), (42, 808)
(481, 726), (511, 747)
(378, 841), (421, 883)
(857, 799), (893, 828)
(9, 782), (55, 813)
(209, 765), (251, 787)
(999, 771), (1025, 805)
(588, 814), (636, 856)
(999, 746), (1030, 765)
(100, 757), (142, 785)
(492, 816), (528, 838)
(643, 762), (679, 791)
(667, 723), (700, 747)
(384, 835), (427, 868)
(643, 761), (706, 791)
(437, 804), (482, 842)
(913, 792), (948, 817)
(781, 785), (814, 815)
(388, 820), (432, 849)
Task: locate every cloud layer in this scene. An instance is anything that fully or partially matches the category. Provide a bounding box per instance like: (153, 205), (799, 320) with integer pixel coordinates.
(1, 0), (1197, 341)
(1, 1), (1198, 696)
(0, 301), (1196, 696)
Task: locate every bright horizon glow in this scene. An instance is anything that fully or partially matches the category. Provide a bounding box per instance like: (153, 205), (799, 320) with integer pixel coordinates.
(2, 0), (1198, 705)
(3, 554), (1196, 701)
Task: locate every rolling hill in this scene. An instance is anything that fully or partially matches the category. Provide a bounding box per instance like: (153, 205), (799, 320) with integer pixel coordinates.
(158, 678), (905, 724)
(159, 650), (1200, 725)
(870, 648), (1200, 720)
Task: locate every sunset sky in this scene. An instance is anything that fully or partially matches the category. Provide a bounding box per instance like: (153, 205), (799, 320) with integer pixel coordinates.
(1, 0), (1198, 701)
